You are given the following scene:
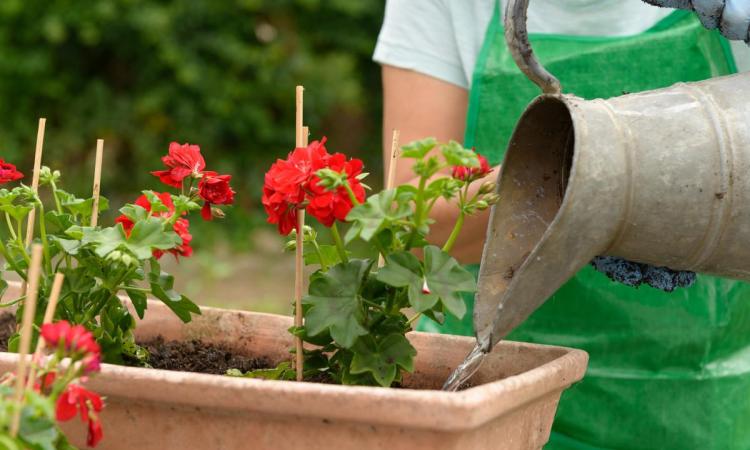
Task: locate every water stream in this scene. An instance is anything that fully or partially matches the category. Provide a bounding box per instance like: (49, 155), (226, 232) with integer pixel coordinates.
(441, 340), (489, 392)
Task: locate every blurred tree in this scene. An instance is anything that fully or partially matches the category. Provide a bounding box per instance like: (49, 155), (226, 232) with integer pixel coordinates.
(0, 0), (384, 240)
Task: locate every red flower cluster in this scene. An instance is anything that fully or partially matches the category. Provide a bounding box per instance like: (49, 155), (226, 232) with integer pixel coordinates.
(262, 138), (366, 235)
(41, 320), (104, 446)
(151, 142), (205, 188)
(56, 384), (104, 447)
(452, 153), (492, 182)
(198, 172), (235, 221)
(151, 142), (234, 221)
(41, 320), (101, 374)
(115, 193), (193, 260)
(0, 159), (23, 184)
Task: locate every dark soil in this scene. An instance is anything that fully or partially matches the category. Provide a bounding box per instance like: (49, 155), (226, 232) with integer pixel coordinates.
(0, 313), (15, 351)
(141, 336), (270, 375)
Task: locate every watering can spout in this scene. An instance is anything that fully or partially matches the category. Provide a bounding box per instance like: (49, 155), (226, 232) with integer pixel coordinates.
(475, 0), (750, 351)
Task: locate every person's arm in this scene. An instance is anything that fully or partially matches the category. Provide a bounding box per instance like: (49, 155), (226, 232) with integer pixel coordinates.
(382, 65), (492, 263)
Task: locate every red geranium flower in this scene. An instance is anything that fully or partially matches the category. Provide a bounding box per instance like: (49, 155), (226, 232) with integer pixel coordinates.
(452, 153), (492, 182)
(306, 153), (366, 226)
(262, 138), (331, 235)
(87, 416), (104, 447)
(151, 142), (206, 188)
(41, 321), (100, 360)
(0, 159), (23, 184)
(198, 172), (235, 221)
(115, 193), (192, 260)
(56, 384), (104, 447)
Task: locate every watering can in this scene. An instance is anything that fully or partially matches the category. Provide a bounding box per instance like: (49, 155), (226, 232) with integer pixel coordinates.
(473, 0), (750, 352)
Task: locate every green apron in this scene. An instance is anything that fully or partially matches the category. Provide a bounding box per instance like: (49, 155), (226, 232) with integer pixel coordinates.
(418, 6), (750, 449)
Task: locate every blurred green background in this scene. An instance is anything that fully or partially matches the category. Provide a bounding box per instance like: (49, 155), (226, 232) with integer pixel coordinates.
(0, 0), (385, 313)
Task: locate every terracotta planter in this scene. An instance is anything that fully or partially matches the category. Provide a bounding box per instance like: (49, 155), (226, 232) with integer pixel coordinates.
(0, 283), (587, 450)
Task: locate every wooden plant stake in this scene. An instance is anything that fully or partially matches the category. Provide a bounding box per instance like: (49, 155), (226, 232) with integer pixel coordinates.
(379, 129), (400, 267)
(25, 272), (65, 391)
(10, 244), (43, 437)
(294, 86), (305, 382)
(21, 118), (46, 297)
(90, 139), (104, 227)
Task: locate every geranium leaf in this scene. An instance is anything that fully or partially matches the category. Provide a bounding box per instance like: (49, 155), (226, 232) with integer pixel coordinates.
(0, 204), (32, 222)
(126, 218), (181, 259)
(441, 140), (479, 167)
(44, 211), (74, 234)
(125, 287), (148, 319)
(400, 137), (437, 159)
(377, 246), (476, 318)
(350, 334), (416, 387)
(345, 189), (410, 242)
(303, 244), (342, 267)
(149, 282), (200, 323)
(422, 245), (476, 318)
(302, 259), (372, 348)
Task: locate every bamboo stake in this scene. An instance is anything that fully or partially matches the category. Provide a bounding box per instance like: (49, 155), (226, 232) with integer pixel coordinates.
(25, 273), (64, 391)
(20, 119), (46, 298)
(10, 244), (43, 437)
(90, 139), (104, 227)
(24, 118), (46, 248)
(379, 129), (400, 267)
(294, 86), (305, 382)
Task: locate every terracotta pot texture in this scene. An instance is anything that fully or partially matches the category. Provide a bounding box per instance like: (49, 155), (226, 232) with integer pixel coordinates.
(0, 284), (587, 450)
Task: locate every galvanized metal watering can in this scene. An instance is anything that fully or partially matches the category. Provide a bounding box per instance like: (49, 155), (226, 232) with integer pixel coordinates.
(474, 0), (750, 352)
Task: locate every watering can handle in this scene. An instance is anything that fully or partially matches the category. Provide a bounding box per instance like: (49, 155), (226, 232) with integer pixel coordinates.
(504, 0), (562, 95)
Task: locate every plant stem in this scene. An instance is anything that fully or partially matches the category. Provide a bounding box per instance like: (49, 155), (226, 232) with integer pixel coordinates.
(49, 180), (63, 214)
(310, 240), (328, 272)
(14, 219), (30, 266)
(330, 223), (349, 264)
(38, 205), (52, 274)
(442, 211), (465, 253)
(0, 239), (26, 281)
(406, 176), (427, 249)
(4, 214), (16, 240)
(343, 183), (360, 206)
(407, 312), (422, 326)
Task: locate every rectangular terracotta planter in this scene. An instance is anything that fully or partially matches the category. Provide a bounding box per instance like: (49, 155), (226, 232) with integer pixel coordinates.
(0, 284), (588, 450)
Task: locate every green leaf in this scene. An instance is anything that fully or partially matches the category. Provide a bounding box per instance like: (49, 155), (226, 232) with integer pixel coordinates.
(44, 211), (74, 234)
(126, 218), (181, 259)
(58, 189), (109, 219)
(441, 140), (479, 167)
(77, 218), (181, 260)
(400, 137), (437, 159)
(376, 245), (476, 318)
(350, 334), (416, 387)
(303, 244), (342, 267)
(345, 189), (411, 242)
(0, 204), (32, 222)
(150, 282), (200, 322)
(227, 361), (295, 380)
(303, 259), (372, 348)
(118, 204), (149, 223)
(126, 288), (148, 319)
(143, 191), (169, 214)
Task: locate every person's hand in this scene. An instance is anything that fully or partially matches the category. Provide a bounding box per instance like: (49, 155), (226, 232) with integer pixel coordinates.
(591, 256), (697, 292)
(643, 0), (750, 42)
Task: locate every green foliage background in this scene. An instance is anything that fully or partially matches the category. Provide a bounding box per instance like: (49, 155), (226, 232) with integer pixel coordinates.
(0, 0), (384, 242)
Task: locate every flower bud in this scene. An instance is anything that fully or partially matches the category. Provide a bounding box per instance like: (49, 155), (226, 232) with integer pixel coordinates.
(210, 207), (226, 219)
(475, 200), (489, 211)
(484, 193), (501, 205)
(478, 181), (496, 195)
(106, 250), (123, 262)
(284, 240), (297, 252)
(121, 253), (134, 267)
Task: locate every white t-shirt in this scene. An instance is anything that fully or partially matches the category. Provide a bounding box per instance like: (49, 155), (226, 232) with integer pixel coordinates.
(373, 0), (750, 89)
